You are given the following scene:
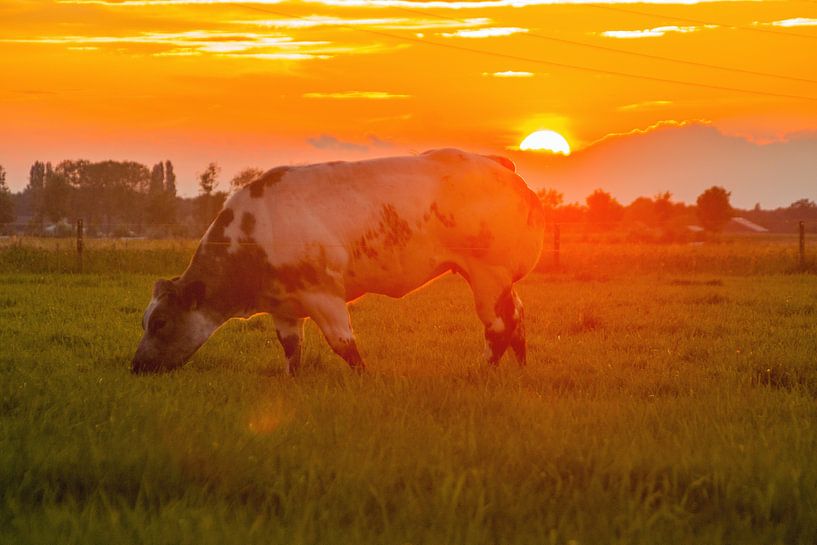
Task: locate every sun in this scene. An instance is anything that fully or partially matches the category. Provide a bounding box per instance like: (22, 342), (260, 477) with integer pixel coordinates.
(519, 130), (571, 155)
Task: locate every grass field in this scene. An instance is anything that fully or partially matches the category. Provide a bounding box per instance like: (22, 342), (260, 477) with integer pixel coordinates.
(2, 238), (817, 544)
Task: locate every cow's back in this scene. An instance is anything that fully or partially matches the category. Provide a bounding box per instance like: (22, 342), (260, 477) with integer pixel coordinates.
(224, 149), (544, 300)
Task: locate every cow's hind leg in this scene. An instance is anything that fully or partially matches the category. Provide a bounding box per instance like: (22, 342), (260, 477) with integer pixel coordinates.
(274, 317), (305, 375)
(468, 270), (526, 366)
(302, 293), (365, 371)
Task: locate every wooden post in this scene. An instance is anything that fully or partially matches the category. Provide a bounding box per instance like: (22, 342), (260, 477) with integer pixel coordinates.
(76, 218), (84, 273)
(799, 220), (806, 270)
(553, 224), (561, 268)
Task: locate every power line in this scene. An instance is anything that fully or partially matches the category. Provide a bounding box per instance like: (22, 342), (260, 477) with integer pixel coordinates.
(236, 3), (817, 102)
(585, 3), (817, 41)
(395, 5), (817, 86)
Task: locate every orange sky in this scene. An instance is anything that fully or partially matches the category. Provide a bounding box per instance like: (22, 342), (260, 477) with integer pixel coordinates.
(1, 0), (816, 202)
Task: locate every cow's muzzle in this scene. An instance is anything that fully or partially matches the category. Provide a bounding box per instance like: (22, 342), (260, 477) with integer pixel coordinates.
(131, 356), (162, 374)
(131, 344), (167, 374)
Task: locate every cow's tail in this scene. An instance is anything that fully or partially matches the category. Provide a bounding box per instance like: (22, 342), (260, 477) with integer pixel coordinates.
(483, 155), (516, 172)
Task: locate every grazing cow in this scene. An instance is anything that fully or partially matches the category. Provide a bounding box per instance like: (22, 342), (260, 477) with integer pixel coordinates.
(131, 149), (545, 374)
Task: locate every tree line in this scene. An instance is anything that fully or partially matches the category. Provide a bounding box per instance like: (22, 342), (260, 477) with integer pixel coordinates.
(0, 160), (815, 239)
(537, 186), (817, 242)
(0, 160), (266, 237)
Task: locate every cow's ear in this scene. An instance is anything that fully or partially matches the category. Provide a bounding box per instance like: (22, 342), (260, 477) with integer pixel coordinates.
(153, 278), (177, 298)
(181, 280), (206, 310)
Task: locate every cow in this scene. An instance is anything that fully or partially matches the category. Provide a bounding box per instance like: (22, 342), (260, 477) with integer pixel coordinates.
(131, 149), (545, 375)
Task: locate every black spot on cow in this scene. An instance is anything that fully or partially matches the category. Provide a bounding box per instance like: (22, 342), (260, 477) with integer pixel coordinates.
(184, 207), (274, 317)
(351, 208), (412, 261)
(271, 248), (336, 293)
(191, 242), (274, 317)
(379, 204), (412, 249)
(201, 208), (235, 260)
(209, 208), (234, 243)
(429, 202), (456, 228)
(271, 262), (319, 292)
(185, 213), (335, 318)
(248, 167), (290, 198)
(240, 212), (256, 239)
(352, 229), (380, 259)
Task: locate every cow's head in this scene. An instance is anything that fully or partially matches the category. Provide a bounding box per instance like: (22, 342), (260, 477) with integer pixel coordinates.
(131, 278), (221, 374)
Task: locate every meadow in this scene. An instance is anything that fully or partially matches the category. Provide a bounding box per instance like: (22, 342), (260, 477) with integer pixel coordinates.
(1, 236), (817, 544)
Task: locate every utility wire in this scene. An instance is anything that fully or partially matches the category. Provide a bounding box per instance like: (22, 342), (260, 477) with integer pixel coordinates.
(395, 5), (817, 85)
(236, 3), (817, 102)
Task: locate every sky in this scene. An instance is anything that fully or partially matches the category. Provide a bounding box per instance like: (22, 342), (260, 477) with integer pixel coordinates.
(1, 0), (816, 207)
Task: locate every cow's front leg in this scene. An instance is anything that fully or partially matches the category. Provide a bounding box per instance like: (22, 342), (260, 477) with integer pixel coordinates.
(302, 293), (365, 371)
(274, 317), (305, 375)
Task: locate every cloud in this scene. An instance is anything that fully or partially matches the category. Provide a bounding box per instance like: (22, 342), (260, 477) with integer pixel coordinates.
(307, 134), (367, 152)
(590, 119), (710, 145)
(304, 0), (752, 7)
(761, 18), (817, 28)
(59, 0), (749, 7)
(307, 134), (395, 152)
(440, 27), (527, 38)
(303, 91), (410, 99)
(600, 25), (716, 39)
(59, 0), (284, 5)
(234, 16), (491, 31)
(482, 70), (534, 77)
(367, 134), (395, 148)
(0, 30), (382, 59)
(617, 100), (672, 111)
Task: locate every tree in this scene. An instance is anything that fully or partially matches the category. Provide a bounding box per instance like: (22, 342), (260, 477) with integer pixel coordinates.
(625, 197), (655, 225)
(554, 203), (585, 225)
(696, 186), (732, 232)
(146, 161), (173, 228)
(0, 165), (15, 226)
(163, 160), (177, 225)
(653, 192), (673, 225)
(27, 161), (46, 228)
(789, 198), (816, 210)
(164, 160), (177, 197)
(586, 189), (623, 229)
(198, 162), (220, 196)
(43, 162), (71, 222)
(149, 162), (164, 195)
(230, 167), (264, 192)
(65, 160), (149, 234)
(196, 162), (222, 231)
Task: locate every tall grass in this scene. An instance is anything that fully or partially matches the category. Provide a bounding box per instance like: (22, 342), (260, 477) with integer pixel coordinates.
(0, 235), (814, 275)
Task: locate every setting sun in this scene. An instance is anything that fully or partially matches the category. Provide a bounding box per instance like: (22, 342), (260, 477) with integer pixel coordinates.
(519, 130), (572, 155)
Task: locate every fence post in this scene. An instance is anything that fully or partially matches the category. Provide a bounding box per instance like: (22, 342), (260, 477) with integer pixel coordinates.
(799, 220), (806, 270)
(553, 224), (561, 268)
(76, 218), (84, 273)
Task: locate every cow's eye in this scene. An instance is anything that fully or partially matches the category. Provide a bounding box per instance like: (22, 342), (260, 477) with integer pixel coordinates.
(150, 318), (167, 334)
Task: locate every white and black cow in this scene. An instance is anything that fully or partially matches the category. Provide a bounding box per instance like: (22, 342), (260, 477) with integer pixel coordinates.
(132, 149), (545, 374)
